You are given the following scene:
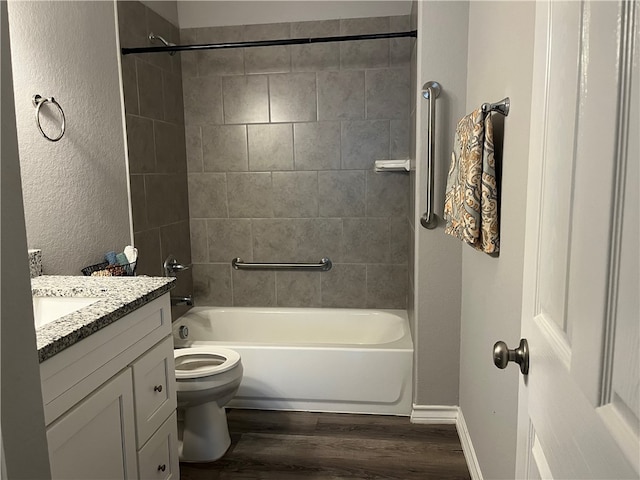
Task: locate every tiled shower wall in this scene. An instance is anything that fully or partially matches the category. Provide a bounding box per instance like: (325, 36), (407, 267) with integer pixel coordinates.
(117, 1), (193, 317)
(183, 16), (412, 308)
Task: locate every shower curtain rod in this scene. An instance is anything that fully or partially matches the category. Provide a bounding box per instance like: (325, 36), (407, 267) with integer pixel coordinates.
(121, 30), (417, 55)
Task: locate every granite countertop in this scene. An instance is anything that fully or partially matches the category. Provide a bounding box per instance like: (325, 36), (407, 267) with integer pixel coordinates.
(33, 275), (176, 363)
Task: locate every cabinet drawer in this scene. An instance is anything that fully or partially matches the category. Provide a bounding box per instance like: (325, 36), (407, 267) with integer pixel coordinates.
(133, 336), (176, 445)
(137, 412), (179, 480)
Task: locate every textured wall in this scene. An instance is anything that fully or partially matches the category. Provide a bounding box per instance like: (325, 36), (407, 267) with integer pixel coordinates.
(182, 17), (412, 308)
(1, 4), (51, 477)
(459, 2), (535, 478)
(7, 1), (131, 275)
(117, 1), (193, 318)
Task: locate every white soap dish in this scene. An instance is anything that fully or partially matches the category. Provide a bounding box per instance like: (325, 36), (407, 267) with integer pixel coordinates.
(374, 159), (411, 173)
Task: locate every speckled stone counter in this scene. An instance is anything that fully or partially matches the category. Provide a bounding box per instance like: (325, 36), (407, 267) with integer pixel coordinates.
(33, 275), (176, 363)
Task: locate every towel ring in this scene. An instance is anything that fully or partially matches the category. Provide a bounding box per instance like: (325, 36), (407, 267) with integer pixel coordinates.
(32, 94), (66, 142)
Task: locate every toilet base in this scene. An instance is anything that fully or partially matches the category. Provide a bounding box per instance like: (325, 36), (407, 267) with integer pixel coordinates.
(178, 402), (231, 463)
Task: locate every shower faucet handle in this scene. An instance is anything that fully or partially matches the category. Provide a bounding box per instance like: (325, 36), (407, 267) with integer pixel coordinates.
(164, 255), (192, 276)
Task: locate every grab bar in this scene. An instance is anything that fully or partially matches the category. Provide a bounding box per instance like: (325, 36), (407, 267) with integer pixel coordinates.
(420, 81), (441, 229)
(232, 257), (332, 272)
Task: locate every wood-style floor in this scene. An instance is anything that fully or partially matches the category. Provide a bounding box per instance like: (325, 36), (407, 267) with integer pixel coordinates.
(179, 409), (471, 480)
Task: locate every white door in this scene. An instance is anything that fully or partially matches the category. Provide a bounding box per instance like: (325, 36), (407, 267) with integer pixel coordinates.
(515, 1), (639, 478)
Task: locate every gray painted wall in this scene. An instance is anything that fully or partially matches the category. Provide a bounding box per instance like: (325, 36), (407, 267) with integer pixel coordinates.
(1, 3), (51, 476)
(117, 0), (193, 319)
(412, 1), (468, 406)
(182, 17), (412, 309)
(7, 1), (131, 275)
(459, 2), (535, 478)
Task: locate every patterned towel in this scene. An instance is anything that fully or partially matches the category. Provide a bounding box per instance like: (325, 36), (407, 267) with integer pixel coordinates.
(443, 108), (499, 254)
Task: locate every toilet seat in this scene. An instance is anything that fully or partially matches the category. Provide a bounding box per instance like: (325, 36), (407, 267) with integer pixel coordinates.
(174, 347), (241, 379)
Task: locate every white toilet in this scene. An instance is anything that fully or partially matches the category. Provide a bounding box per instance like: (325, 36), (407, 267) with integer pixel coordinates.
(174, 347), (243, 462)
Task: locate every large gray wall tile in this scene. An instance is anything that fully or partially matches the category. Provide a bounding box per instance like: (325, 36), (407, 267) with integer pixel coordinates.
(134, 228), (163, 277)
(340, 17), (389, 69)
(185, 126), (203, 172)
(207, 218), (253, 262)
(243, 22), (290, 41)
(163, 71), (185, 124)
(193, 263), (232, 306)
(188, 173), (228, 218)
(318, 171), (365, 217)
(196, 26), (245, 77)
(365, 67), (410, 119)
(130, 174), (147, 231)
(390, 215), (409, 263)
(183, 76), (223, 125)
(317, 71), (365, 120)
(137, 59), (165, 120)
(227, 172), (273, 218)
(203, 125), (248, 172)
(126, 114), (155, 173)
(154, 121), (186, 173)
(276, 271), (321, 307)
(232, 270), (276, 306)
(291, 20), (340, 72)
(366, 264), (407, 308)
(117, 1), (147, 49)
(146, 174), (189, 226)
(180, 28), (198, 76)
(321, 264), (366, 308)
(366, 170), (409, 217)
(252, 218), (342, 263)
(389, 15), (412, 66)
(390, 118), (410, 159)
(294, 122), (341, 170)
(190, 219), (208, 263)
(341, 120), (390, 169)
(121, 55), (139, 115)
(245, 46), (291, 74)
(342, 218), (390, 263)
(247, 124), (294, 171)
(272, 171), (318, 217)
(223, 75), (269, 124)
(269, 73), (317, 123)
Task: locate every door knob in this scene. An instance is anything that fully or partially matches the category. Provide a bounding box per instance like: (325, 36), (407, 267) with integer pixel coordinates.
(493, 338), (529, 375)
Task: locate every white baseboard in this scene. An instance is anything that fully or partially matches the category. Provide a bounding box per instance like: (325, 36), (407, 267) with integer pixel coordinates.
(455, 409), (483, 480)
(411, 405), (483, 480)
(410, 404), (459, 424)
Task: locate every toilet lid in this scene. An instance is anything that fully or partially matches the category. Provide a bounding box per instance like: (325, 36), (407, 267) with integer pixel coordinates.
(174, 347), (241, 379)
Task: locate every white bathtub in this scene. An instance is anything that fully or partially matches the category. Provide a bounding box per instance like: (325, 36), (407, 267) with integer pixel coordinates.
(172, 307), (413, 415)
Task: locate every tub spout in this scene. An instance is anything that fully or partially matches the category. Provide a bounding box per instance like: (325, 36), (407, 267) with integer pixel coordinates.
(171, 295), (193, 307)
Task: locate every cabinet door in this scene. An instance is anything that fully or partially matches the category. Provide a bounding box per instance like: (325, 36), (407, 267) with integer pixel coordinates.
(132, 337), (176, 445)
(47, 369), (137, 479)
(137, 413), (179, 480)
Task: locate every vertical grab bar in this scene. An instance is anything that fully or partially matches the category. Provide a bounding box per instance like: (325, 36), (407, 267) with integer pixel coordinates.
(420, 81), (441, 229)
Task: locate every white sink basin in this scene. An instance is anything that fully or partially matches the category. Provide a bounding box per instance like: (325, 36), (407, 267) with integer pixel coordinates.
(33, 296), (101, 329)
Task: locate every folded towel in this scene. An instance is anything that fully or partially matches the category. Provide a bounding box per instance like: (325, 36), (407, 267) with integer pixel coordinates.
(116, 253), (129, 266)
(443, 108), (499, 254)
(105, 251), (118, 265)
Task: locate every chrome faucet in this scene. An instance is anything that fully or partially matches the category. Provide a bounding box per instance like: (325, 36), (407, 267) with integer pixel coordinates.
(171, 295), (194, 307)
(164, 255), (191, 277)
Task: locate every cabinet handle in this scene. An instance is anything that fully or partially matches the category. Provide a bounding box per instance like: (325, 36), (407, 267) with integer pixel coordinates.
(154, 385), (163, 393)
(157, 464), (166, 472)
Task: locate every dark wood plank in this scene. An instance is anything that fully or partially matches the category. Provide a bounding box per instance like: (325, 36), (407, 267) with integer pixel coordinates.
(179, 410), (471, 480)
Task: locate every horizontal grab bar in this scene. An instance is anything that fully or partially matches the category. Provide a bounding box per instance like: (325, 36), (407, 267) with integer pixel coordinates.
(232, 257), (332, 272)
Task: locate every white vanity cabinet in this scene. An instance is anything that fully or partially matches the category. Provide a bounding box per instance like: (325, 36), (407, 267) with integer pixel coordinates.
(39, 293), (179, 479)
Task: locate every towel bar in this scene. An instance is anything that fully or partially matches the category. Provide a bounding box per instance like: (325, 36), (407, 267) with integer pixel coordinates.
(481, 97), (510, 116)
(232, 257), (332, 272)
